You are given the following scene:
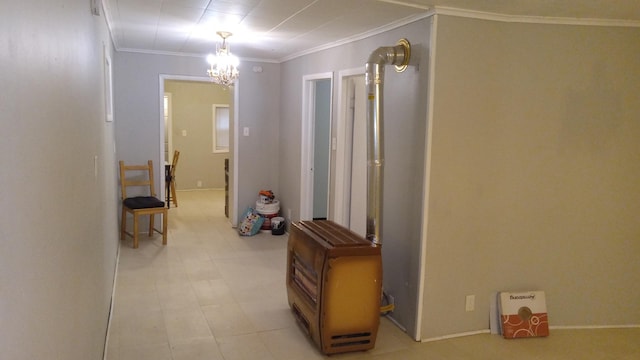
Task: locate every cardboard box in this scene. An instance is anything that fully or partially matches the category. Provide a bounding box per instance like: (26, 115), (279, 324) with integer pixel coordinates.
(499, 291), (549, 339)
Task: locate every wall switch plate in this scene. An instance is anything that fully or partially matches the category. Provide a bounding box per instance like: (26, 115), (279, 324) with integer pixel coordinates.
(243, 127), (250, 136)
(94, 155), (98, 178)
(465, 295), (475, 312)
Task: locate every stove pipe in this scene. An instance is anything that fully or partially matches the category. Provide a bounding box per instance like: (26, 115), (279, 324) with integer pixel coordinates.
(364, 39), (411, 246)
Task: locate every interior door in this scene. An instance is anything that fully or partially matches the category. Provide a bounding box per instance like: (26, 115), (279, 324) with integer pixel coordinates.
(313, 79), (332, 220)
(348, 76), (367, 236)
(301, 73), (332, 221)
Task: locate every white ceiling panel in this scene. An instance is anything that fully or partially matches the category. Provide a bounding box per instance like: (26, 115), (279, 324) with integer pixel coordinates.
(205, 0), (259, 16)
(162, 0), (211, 9)
(104, 0), (640, 61)
(120, 30), (157, 50)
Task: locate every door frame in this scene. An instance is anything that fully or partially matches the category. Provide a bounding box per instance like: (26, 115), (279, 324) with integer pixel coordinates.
(158, 74), (239, 224)
(300, 72), (333, 221)
(163, 92), (173, 161)
(333, 67), (365, 227)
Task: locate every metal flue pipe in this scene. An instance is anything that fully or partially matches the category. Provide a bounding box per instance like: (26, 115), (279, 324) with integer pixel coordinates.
(364, 39), (410, 246)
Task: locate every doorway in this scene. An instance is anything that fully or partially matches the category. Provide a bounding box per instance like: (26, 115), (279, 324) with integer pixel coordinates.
(333, 70), (367, 236)
(312, 79), (331, 220)
(300, 73), (333, 221)
(159, 75), (236, 222)
(346, 75), (367, 236)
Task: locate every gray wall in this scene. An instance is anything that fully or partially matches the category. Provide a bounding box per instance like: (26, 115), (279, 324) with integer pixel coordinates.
(235, 62), (281, 214)
(313, 79), (331, 218)
(0, 0), (119, 358)
(278, 19), (432, 338)
(421, 14), (640, 339)
(114, 53), (280, 223)
(165, 80), (231, 190)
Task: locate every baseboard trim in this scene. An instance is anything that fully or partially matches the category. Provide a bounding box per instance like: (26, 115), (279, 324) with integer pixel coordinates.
(102, 241), (121, 360)
(550, 324), (640, 330)
(420, 324), (640, 343)
(421, 329), (490, 342)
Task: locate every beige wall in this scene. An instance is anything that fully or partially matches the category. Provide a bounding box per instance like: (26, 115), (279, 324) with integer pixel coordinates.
(165, 80), (231, 190)
(421, 15), (640, 339)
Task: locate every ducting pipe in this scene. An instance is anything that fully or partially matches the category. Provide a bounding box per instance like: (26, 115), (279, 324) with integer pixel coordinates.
(365, 39), (410, 246)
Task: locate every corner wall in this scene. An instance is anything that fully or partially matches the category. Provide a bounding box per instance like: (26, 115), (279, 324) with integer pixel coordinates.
(278, 18), (432, 338)
(421, 15), (640, 339)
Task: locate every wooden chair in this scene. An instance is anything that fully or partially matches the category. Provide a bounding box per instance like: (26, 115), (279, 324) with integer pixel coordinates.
(119, 160), (167, 248)
(169, 150), (180, 207)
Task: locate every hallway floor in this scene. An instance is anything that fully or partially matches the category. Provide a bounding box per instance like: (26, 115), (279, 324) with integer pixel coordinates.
(105, 190), (640, 359)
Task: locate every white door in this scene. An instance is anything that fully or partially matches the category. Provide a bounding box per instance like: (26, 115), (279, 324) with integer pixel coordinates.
(300, 73), (333, 221)
(348, 76), (367, 237)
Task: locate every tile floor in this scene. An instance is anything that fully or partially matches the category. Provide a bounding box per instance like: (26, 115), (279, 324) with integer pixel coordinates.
(105, 190), (640, 360)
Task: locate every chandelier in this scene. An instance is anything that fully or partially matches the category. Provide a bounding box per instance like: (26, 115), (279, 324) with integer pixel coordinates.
(206, 31), (239, 86)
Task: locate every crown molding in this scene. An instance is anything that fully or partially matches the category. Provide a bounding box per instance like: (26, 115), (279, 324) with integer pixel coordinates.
(278, 12), (433, 63)
(116, 47), (280, 64)
(433, 6), (640, 28)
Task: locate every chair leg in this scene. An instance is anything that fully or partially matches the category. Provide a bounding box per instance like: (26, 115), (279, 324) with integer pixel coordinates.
(149, 213), (155, 236)
(121, 208), (126, 240)
(170, 181), (178, 207)
(162, 211), (168, 245)
(133, 214), (139, 249)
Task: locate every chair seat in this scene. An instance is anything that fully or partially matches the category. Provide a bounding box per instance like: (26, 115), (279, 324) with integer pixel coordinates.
(124, 196), (165, 209)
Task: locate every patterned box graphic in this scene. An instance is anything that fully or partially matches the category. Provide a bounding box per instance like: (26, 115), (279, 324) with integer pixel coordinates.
(499, 291), (549, 339)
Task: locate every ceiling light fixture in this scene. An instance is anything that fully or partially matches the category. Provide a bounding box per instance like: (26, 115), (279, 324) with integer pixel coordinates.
(206, 31), (239, 86)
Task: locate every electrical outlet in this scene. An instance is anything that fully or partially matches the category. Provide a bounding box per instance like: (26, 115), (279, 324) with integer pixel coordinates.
(197, 180), (202, 188)
(465, 295), (475, 312)
(388, 293), (395, 306)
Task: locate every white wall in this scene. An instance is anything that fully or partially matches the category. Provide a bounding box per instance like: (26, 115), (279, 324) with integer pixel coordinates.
(0, 1), (119, 358)
(113, 53), (280, 223)
(278, 18), (432, 338)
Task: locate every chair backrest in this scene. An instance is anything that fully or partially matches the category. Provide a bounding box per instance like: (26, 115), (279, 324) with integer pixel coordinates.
(170, 150), (180, 177)
(119, 160), (157, 200)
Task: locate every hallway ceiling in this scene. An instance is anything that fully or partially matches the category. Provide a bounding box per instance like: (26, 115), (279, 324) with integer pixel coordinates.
(104, 0), (640, 61)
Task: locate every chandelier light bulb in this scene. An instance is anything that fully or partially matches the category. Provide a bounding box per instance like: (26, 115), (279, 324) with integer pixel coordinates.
(206, 54), (216, 65)
(206, 31), (240, 86)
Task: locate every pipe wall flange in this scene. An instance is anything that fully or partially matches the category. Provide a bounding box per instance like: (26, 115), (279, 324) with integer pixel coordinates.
(394, 38), (411, 73)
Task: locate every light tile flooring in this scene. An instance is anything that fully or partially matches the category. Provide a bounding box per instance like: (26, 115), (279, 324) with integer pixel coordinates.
(106, 190), (640, 360)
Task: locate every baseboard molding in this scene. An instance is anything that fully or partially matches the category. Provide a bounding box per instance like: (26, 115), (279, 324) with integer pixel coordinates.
(177, 188), (225, 192)
(421, 329), (491, 342)
(420, 324), (640, 343)
(550, 324), (640, 330)
(102, 240), (121, 360)
(385, 314), (408, 333)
